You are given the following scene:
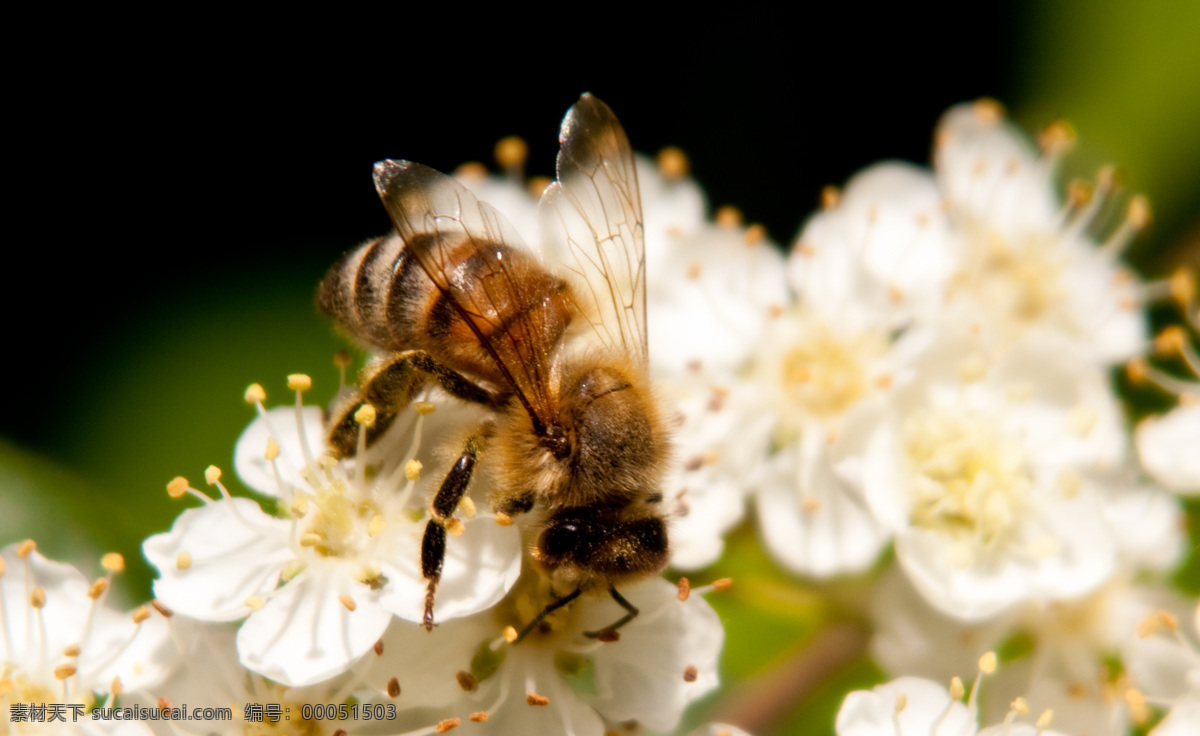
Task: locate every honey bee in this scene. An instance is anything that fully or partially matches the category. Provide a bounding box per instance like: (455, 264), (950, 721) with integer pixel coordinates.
(317, 94), (671, 638)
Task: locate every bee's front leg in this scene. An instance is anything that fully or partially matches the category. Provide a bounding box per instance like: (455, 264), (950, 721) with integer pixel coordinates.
(420, 432), (487, 631)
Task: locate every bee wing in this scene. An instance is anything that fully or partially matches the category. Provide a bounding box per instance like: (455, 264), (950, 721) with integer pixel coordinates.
(539, 94), (647, 365)
(373, 160), (559, 427)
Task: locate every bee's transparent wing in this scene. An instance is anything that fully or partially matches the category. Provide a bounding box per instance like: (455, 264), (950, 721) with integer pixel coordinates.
(540, 94), (647, 364)
(373, 160), (559, 426)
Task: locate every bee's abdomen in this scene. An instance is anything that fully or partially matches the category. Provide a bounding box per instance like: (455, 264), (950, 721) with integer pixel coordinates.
(317, 233), (433, 353)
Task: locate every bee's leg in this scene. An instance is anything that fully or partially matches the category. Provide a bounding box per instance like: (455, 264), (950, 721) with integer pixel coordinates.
(584, 586), (639, 640)
(327, 350), (499, 458)
(420, 432), (485, 631)
(514, 587), (583, 643)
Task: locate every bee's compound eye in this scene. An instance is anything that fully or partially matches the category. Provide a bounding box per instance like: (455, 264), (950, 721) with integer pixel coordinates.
(540, 520), (582, 558)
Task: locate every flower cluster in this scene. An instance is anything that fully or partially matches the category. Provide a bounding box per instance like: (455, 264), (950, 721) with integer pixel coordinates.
(4, 98), (1195, 736)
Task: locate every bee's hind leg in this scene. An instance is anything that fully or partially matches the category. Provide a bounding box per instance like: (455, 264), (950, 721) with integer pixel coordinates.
(326, 350), (500, 459)
(584, 586), (639, 640)
(420, 431), (486, 631)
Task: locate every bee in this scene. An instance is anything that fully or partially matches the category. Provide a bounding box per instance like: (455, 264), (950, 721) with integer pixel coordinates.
(317, 94), (671, 638)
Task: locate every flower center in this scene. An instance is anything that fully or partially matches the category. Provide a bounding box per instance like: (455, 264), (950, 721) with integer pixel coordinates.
(779, 324), (886, 421)
(297, 475), (380, 559)
(903, 408), (1033, 548)
(958, 228), (1070, 332)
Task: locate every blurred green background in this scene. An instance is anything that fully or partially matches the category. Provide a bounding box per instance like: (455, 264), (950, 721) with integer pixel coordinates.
(4, 2), (1198, 733)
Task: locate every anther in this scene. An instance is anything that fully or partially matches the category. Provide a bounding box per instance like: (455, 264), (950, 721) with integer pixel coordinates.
(596, 630), (620, 643)
(244, 384), (266, 404)
(978, 651), (997, 674)
(387, 677), (401, 697)
(814, 184), (841, 211)
(1124, 688), (1149, 724)
(30, 587), (46, 608)
(1125, 358), (1148, 385)
(712, 578), (733, 591)
(435, 718), (460, 733)
(245, 596), (265, 610)
(1035, 710), (1054, 729)
(469, 712), (489, 722)
(801, 496), (821, 512)
(528, 176), (552, 198)
(1127, 196), (1152, 230)
(1066, 180), (1093, 213)
(494, 136), (528, 172)
(333, 351), (352, 369)
(1168, 268), (1196, 309)
(793, 241), (816, 257)
(338, 594), (356, 612)
(1038, 120), (1075, 157)
(972, 98), (1004, 123)
(151, 600), (173, 617)
(132, 606), (151, 624)
(167, 477), (189, 498)
(287, 374), (312, 392)
(110, 677), (123, 695)
(18, 540), (36, 558)
(300, 533), (322, 547)
(677, 577), (690, 601)
(445, 518), (465, 537)
(456, 671), (478, 692)
(404, 459), (423, 481)
(495, 512), (514, 526)
(744, 224), (767, 246)
(715, 206), (743, 227)
(526, 691), (550, 706)
(503, 626), (519, 643)
(949, 677), (964, 700)
(1155, 326), (1186, 356)
(1010, 697), (1028, 715)
(157, 697), (171, 710)
(414, 401), (436, 415)
(62, 643), (81, 657)
(368, 514), (385, 537)
(683, 665), (698, 682)
(454, 162), (487, 180)
(101, 553), (124, 573)
(459, 496), (477, 519)
(354, 404), (377, 427)
(657, 146), (689, 180)
(686, 262), (702, 279)
(204, 466), (222, 485)
(88, 580), (109, 599)
(53, 663), (77, 681)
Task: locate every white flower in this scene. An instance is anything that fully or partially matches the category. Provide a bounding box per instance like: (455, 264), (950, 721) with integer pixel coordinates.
(744, 160), (966, 578)
(369, 577), (722, 735)
(840, 330), (1122, 620)
(871, 563), (1198, 736)
(836, 677), (975, 736)
(837, 675), (1070, 736)
(126, 615), (396, 736)
(1136, 402), (1200, 495)
(658, 367), (773, 570)
(933, 100), (1147, 364)
(144, 392), (521, 686)
(648, 218), (788, 377)
(0, 543), (173, 734)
